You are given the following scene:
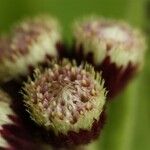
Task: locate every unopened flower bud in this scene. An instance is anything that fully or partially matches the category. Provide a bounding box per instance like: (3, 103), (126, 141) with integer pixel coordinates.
(23, 59), (107, 147)
(73, 17), (146, 99)
(0, 15), (62, 82)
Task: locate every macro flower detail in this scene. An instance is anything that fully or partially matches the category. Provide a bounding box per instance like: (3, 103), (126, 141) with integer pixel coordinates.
(73, 17), (146, 99)
(0, 13), (147, 150)
(0, 15), (62, 82)
(23, 60), (107, 147)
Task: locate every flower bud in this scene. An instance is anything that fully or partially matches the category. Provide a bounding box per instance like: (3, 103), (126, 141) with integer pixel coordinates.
(0, 15), (62, 82)
(23, 59), (107, 147)
(73, 17), (146, 98)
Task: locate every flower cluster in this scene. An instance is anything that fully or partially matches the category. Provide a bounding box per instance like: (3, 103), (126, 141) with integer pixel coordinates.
(0, 15), (146, 150)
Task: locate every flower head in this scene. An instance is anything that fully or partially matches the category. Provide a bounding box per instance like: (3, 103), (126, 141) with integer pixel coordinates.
(0, 15), (62, 82)
(73, 16), (146, 98)
(23, 59), (107, 147)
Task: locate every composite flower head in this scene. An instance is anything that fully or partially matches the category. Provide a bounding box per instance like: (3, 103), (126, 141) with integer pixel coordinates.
(23, 59), (107, 147)
(0, 15), (62, 82)
(73, 16), (146, 98)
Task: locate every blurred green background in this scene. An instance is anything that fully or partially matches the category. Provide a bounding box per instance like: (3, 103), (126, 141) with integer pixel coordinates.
(0, 0), (149, 150)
